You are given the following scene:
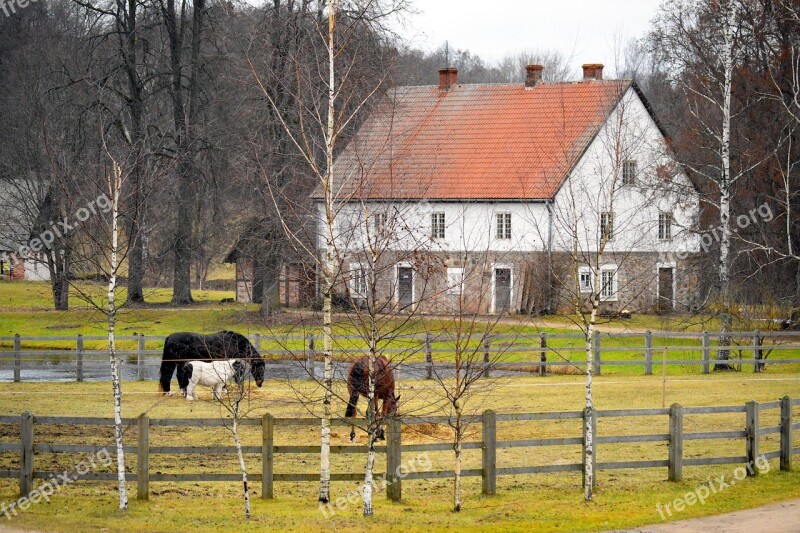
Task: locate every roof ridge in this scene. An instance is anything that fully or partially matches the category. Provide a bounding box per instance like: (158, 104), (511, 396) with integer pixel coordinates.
(396, 79), (632, 90)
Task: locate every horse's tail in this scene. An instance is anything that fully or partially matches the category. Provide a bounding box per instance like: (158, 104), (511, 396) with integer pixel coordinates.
(158, 359), (176, 394)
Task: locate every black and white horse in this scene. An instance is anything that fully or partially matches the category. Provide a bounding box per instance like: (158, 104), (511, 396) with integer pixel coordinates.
(158, 331), (265, 395)
(184, 359), (248, 401)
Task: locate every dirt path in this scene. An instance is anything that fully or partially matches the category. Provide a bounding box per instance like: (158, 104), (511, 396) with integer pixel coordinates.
(622, 498), (800, 532)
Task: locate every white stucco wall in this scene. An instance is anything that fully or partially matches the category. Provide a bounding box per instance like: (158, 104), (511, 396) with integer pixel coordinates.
(550, 86), (700, 257)
(320, 86), (700, 262)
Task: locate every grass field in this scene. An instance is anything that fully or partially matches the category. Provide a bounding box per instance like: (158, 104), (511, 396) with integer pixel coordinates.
(1, 281), (799, 531)
(1, 281), (800, 379)
(0, 374), (798, 532)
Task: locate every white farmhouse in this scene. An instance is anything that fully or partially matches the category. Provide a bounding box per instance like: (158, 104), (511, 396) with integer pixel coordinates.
(317, 64), (700, 315)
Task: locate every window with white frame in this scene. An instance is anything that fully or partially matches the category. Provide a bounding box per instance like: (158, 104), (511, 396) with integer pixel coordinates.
(431, 212), (445, 239)
(371, 212), (387, 239)
(496, 212), (511, 239)
(622, 160), (637, 185)
(658, 211), (673, 241)
(446, 267), (464, 295)
(600, 211), (614, 241)
(600, 268), (618, 300)
(339, 212), (357, 238)
(579, 267), (593, 293)
(350, 264), (369, 299)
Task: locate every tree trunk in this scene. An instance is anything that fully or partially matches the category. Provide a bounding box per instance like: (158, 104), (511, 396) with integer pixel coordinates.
(453, 403), (463, 512)
(50, 253), (69, 311)
(172, 162), (195, 304)
(583, 246), (603, 501)
(793, 262), (800, 324)
(125, 0), (146, 305)
(232, 416), (251, 519)
(108, 162), (128, 511)
(318, 0), (336, 505)
(716, 5), (735, 368)
(362, 405), (376, 516)
(166, 0), (206, 305)
(362, 338), (378, 516)
(319, 259), (333, 503)
(583, 323), (595, 502)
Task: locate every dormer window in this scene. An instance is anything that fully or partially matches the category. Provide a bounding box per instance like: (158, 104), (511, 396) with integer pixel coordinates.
(600, 212), (614, 241)
(431, 212), (445, 239)
(658, 212), (673, 241)
(622, 160), (637, 185)
(496, 213), (511, 240)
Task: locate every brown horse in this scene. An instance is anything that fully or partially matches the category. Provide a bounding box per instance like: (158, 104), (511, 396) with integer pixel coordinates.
(345, 355), (399, 442)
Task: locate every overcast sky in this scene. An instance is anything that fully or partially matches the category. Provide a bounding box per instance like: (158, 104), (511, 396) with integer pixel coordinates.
(396, 0), (664, 75)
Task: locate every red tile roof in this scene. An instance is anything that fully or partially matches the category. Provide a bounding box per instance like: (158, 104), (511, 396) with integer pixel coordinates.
(331, 79), (633, 200)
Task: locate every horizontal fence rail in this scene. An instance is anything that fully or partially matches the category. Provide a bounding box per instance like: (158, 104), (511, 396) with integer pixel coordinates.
(1, 330), (799, 382)
(0, 397), (795, 501)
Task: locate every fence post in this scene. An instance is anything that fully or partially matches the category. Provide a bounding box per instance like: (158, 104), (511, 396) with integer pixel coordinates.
(539, 333), (547, 377)
(386, 418), (401, 502)
(425, 333), (433, 380)
(780, 396), (793, 472)
(482, 410), (496, 495)
(753, 330), (762, 373)
(307, 334), (316, 380)
(13, 334), (21, 383)
(76, 334), (84, 382)
(483, 336), (491, 378)
(582, 407), (596, 489)
(668, 403), (683, 481)
(746, 400), (759, 476)
(137, 414), (149, 500)
(137, 334), (146, 381)
(644, 331), (653, 376)
(702, 331), (710, 374)
(253, 333), (261, 354)
(592, 331), (601, 376)
(262, 414), (274, 499)
(19, 412), (33, 497)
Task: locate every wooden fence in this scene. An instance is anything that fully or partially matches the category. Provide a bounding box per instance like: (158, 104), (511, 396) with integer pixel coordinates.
(1, 397), (797, 500)
(1, 330), (799, 382)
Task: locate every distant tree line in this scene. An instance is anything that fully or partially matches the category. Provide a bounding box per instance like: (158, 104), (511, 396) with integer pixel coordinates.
(0, 0), (797, 324)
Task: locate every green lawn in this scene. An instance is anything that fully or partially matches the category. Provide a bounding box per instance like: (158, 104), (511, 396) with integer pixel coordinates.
(1, 281), (799, 376)
(0, 376), (798, 532)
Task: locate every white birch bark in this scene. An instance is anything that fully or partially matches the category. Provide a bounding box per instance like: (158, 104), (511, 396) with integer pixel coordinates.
(716, 2), (735, 363)
(108, 162), (128, 510)
(318, 0), (337, 504)
(362, 361), (376, 516)
(583, 308), (597, 502)
(453, 400), (463, 512)
(232, 415), (251, 519)
(362, 255), (379, 516)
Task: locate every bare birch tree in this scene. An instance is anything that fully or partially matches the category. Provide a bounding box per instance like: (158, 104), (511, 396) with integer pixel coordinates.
(650, 0), (770, 364)
(538, 79), (698, 500)
(105, 160), (128, 510)
(236, 0), (407, 504)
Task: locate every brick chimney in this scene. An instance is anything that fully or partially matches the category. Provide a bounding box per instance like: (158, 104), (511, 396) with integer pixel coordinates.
(438, 67), (458, 90)
(582, 63), (604, 81)
(524, 64), (544, 88)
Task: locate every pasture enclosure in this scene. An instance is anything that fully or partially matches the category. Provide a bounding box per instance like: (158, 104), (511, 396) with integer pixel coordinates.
(1, 397), (797, 501)
(1, 330), (800, 382)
